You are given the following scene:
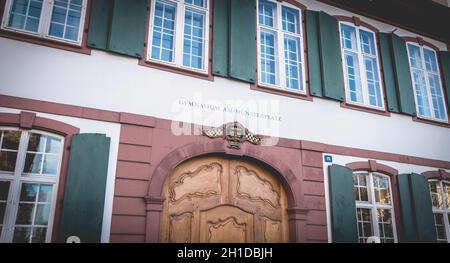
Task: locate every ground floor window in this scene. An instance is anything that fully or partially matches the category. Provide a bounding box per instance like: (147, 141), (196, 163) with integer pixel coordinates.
(353, 171), (397, 243)
(429, 180), (450, 243)
(0, 128), (63, 243)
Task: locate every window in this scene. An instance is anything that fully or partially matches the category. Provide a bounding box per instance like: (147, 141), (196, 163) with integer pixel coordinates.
(428, 180), (450, 243)
(406, 43), (448, 122)
(0, 128), (64, 243)
(339, 23), (384, 109)
(1, 0), (87, 45)
(257, 0), (306, 92)
(353, 172), (397, 243)
(148, 0), (209, 72)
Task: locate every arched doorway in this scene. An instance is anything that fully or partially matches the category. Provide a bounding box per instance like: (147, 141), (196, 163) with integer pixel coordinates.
(159, 155), (289, 243)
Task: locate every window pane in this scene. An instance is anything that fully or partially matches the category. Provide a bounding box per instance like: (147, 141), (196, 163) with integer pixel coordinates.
(2, 131), (21, 150)
(359, 30), (375, 55)
(340, 24), (357, 51)
(35, 204), (50, 225)
(0, 181), (10, 201)
(258, 0), (275, 27)
(151, 0), (176, 62)
(373, 174), (391, 204)
(281, 6), (299, 34)
(8, 0), (43, 32)
(364, 56), (383, 107)
(45, 137), (61, 154)
(20, 183), (38, 202)
(183, 9), (205, 69)
(423, 49), (438, 73)
(407, 44), (422, 69)
(260, 30), (277, 85)
(13, 227), (31, 243)
(31, 227), (47, 243)
(353, 173), (369, 202)
(0, 151), (18, 172)
(27, 133), (46, 152)
(49, 0), (83, 41)
(412, 69), (431, 117)
(185, 0), (204, 8)
(24, 153), (43, 174)
(16, 203), (35, 225)
(283, 36), (302, 90)
(38, 184), (53, 203)
(42, 155), (58, 175)
(344, 51), (363, 103)
(0, 203), (6, 225)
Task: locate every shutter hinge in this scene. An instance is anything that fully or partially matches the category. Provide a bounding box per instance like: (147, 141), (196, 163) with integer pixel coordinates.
(147, 6), (150, 11)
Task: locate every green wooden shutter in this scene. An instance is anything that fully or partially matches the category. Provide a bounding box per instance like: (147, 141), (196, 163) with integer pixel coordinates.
(305, 10), (322, 97)
(438, 51), (450, 111)
(87, 0), (113, 49)
(58, 134), (111, 243)
(328, 164), (358, 243)
(390, 34), (416, 116)
(107, 0), (148, 58)
(409, 173), (436, 242)
(397, 174), (416, 242)
(212, 0), (229, 77)
(397, 173), (436, 243)
(229, 0), (256, 83)
(378, 32), (400, 113)
(318, 12), (344, 101)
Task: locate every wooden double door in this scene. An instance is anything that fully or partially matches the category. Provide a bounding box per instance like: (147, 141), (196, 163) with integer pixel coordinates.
(160, 155), (288, 243)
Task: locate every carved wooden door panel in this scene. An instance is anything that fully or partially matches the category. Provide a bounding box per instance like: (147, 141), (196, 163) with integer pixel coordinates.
(160, 156), (288, 243)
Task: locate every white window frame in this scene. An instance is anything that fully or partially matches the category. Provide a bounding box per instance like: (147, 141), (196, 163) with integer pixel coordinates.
(428, 179), (450, 243)
(338, 22), (385, 110)
(256, 0), (306, 93)
(146, 0), (210, 74)
(0, 127), (64, 243)
(354, 171), (398, 243)
(1, 0), (88, 46)
(405, 42), (449, 123)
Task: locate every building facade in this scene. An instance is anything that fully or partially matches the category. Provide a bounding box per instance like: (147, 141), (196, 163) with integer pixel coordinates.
(0, 0), (449, 243)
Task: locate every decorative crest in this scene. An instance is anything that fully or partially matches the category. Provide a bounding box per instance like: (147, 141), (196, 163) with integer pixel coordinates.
(202, 122), (262, 149)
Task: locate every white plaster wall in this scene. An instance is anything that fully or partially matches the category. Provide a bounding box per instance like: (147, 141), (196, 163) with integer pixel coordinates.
(0, 0), (449, 161)
(0, 107), (120, 243)
(322, 153), (450, 242)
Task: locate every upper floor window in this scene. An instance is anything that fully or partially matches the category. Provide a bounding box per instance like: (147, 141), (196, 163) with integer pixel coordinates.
(0, 128), (64, 243)
(428, 180), (450, 243)
(147, 0), (209, 73)
(256, 0), (306, 92)
(1, 0), (87, 45)
(339, 23), (384, 109)
(406, 43), (448, 122)
(353, 171), (397, 243)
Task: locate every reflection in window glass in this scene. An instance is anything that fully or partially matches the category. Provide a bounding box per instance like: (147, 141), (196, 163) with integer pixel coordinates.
(13, 183), (53, 243)
(429, 180), (450, 243)
(7, 0), (43, 32)
(0, 129), (62, 243)
(0, 131), (21, 172)
(407, 43), (448, 121)
(353, 172), (396, 243)
(24, 133), (61, 175)
(339, 23), (383, 108)
(257, 0), (304, 91)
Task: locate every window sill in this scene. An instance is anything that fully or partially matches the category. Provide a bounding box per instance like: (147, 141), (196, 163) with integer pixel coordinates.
(412, 116), (450, 128)
(340, 102), (390, 117)
(138, 59), (213, 81)
(0, 29), (91, 55)
(250, 83), (313, 101)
